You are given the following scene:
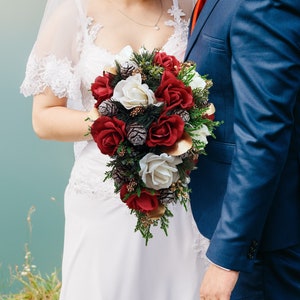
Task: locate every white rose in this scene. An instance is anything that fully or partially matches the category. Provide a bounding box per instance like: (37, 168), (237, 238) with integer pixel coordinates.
(104, 46), (135, 75)
(191, 124), (211, 145)
(113, 74), (157, 109)
(114, 45), (134, 65)
(189, 71), (206, 90)
(139, 153), (182, 190)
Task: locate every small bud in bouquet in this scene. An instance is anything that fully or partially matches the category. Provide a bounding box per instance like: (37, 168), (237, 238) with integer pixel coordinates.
(90, 46), (222, 244)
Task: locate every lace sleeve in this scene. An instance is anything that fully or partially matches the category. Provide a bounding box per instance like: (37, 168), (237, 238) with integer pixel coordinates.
(20, 0), (88, 103)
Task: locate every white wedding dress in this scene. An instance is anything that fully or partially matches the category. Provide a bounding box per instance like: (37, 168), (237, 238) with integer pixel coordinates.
(21, 0), (210, 299)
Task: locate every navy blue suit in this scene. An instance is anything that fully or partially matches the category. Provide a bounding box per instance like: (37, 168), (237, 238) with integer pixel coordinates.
(186, 0), (300, 297)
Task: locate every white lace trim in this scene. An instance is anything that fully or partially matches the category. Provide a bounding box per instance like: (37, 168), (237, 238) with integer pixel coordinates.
(86, 16), (102, 43)
(168, 4), (186, 21)
(163, 5), (189, 59)
(67, 174), (115, 200)
(20, 54), (82, 103)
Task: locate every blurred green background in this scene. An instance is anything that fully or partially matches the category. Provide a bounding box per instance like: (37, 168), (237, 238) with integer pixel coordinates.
(0, 0), (73, 293)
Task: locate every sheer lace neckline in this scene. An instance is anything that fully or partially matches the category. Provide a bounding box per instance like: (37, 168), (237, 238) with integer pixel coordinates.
(84, 1), (188, 56)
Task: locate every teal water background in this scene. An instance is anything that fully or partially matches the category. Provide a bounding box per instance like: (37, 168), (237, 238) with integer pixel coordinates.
(0, 0), (73, 293)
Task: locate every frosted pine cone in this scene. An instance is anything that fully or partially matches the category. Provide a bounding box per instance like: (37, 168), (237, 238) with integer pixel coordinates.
(180, 149), (193, 160)
(172, 109), (190, 122)
(120, 62), (137, 79)
(159, 189), (176, 205)
(127, 123), (147, 146)
(98, 100), (118, 116)
(112, 166), (128, 186)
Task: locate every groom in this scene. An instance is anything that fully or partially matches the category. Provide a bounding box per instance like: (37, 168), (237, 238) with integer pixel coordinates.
(186, 0), (300, 299)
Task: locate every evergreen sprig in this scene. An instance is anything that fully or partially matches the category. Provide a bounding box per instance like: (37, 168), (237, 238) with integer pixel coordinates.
(131, 49), (164, 91)
(111, 100), (163, 129)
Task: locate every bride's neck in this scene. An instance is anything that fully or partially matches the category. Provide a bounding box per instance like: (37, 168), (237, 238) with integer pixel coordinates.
(106, 0), (162, 9)
(111, 0), (154, 5)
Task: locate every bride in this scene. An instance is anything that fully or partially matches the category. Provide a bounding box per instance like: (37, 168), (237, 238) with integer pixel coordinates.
(21, 0), (209, 299)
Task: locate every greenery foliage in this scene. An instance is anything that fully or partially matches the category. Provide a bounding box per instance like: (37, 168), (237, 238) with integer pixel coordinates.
(0, 207), (61, 300)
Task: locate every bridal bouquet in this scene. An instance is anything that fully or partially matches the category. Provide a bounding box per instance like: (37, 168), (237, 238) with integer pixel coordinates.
(90, 46), (221, 244)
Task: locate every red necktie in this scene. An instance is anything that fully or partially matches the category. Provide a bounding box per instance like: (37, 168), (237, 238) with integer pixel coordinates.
(190, 0), (206, 33)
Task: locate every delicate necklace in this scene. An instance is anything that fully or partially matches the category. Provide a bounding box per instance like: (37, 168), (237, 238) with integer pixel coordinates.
(108, 0), (163, 30)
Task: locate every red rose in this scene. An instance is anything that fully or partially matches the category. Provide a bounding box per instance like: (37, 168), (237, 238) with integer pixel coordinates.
(154, 52), (181, 76)
(146, 114), (185, 147)
(120, 185), (159, 213)
(155, 71), (194, 112)
(91, 72), (114, 108)
(91, 116), (126, 156)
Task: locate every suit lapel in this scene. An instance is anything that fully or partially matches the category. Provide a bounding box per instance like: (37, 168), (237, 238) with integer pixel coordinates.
(185, 0), (220, 58)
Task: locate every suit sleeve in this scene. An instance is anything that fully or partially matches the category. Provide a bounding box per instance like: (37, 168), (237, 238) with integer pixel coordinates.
(206, 0), (300, 272)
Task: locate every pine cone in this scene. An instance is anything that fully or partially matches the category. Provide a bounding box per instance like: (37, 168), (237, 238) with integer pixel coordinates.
(98, 100), (118, 116)
(127, 123), (147, 146)
(172, 109), (190, 122)
(112, 166), (128, 186)
(198, 100), (209, 109)
(120, 62), (137, 79)
(159, 188), (176, 205)
(180, 149), (193, 160)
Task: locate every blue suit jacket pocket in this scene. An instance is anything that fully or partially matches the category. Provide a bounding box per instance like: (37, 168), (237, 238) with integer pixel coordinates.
(199, 34), (231, 94)
(202, 34), (226, 54)
(205, 140), (235, 164)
